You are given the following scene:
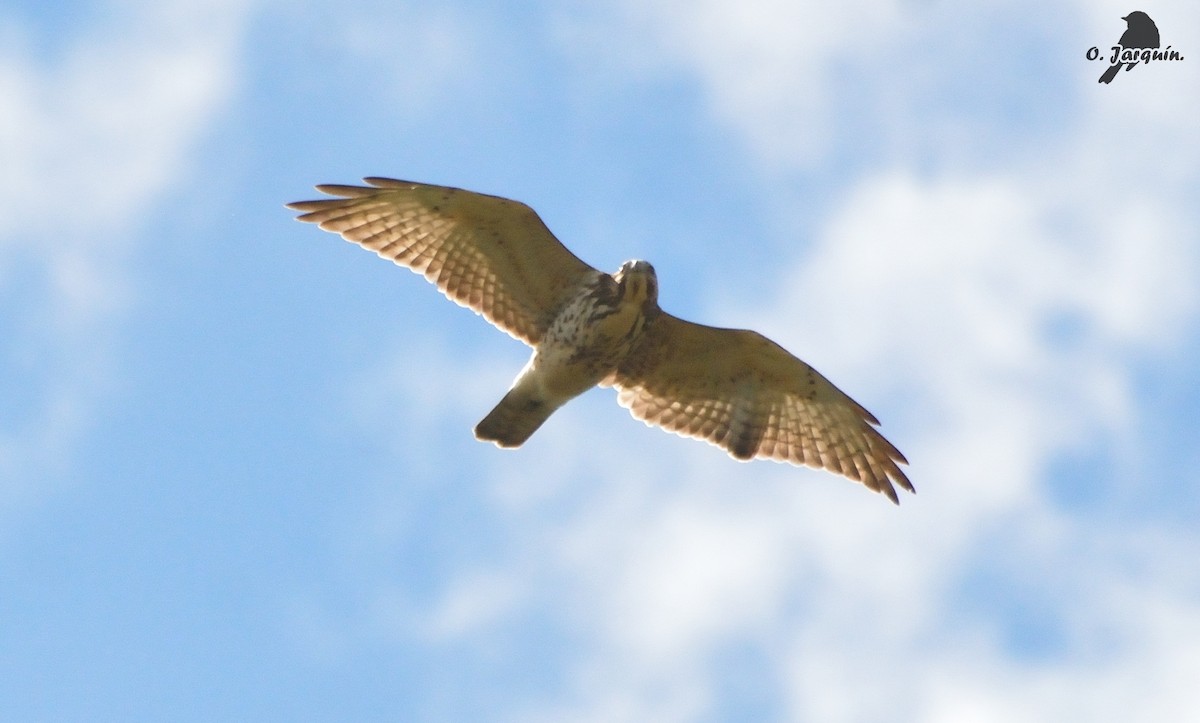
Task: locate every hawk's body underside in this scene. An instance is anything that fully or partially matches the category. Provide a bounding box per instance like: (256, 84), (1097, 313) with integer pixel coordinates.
(288, 178), (913, 503)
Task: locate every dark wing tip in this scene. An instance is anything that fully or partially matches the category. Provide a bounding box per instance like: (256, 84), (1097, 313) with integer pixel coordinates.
(362, 177), (412, 188)
(312, 183), (382, 198)
(883, 485), (900, 505)
(285, 199), (324, 213)
(871, 442), (914, 504)
(287, 178), (408, 214)
(883, 466), (915, 505)
(286, 198), (348, 223)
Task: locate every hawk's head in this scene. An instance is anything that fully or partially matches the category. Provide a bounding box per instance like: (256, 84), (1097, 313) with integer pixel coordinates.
(615, 260), (658, 308)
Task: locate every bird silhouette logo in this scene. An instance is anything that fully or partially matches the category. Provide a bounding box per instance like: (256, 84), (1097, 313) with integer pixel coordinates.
(1099, 11), (1160, 83)
(1087, 11), (1184, 84)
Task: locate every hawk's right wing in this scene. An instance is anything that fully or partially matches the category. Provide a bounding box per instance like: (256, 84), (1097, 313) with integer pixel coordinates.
(612, 313), (913, 503)
(288, 178), (600, 345)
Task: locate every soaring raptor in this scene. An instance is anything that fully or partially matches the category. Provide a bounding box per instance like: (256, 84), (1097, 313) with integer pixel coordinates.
(288, 178), (913, 503)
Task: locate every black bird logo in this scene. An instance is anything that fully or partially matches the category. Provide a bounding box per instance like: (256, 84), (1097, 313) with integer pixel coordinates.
(1099, 11), (1160, 84)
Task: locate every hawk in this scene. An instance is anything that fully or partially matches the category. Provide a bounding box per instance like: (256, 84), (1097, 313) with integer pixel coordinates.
(288, 178), (913, 503)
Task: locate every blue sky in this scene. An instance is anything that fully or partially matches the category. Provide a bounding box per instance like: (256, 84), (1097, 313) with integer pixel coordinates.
(3, 0), (1199, 720)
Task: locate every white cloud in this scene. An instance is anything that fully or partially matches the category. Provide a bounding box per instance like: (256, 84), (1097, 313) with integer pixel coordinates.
(421, 567), (526, 640)
(0, 1), (246, 240)
(0, 0), (249, 515)
(759, 168), (1198, 721)
(556, 0), (909, 166)
(294, 0), (489, 126)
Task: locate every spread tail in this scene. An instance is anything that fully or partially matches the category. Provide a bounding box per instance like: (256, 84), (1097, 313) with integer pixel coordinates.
(474, 387), (558, 447)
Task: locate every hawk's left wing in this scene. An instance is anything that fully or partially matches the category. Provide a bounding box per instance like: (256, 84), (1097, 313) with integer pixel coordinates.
(611, 313), (912, 503)
(288, 178), (600, 346)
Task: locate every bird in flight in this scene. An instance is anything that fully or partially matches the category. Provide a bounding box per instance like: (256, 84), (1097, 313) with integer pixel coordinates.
(288, 178), (913, 503)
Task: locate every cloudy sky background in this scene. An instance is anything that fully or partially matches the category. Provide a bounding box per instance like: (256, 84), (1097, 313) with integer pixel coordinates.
(3, 0), (1198, 720)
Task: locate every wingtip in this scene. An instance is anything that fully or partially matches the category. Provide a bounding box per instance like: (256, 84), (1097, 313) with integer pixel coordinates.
(362, 176), (411, 188)
(885, 470), (915, 505)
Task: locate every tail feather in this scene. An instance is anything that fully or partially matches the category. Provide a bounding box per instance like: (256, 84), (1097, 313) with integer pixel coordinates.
(474, 387), (558, 447)
(1099, 62), (1122, 84)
